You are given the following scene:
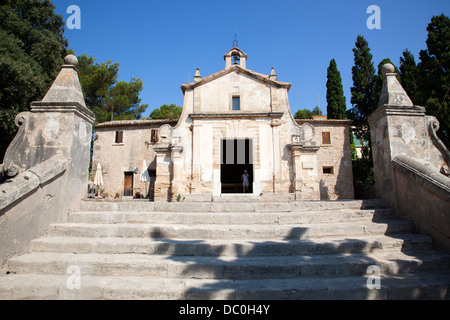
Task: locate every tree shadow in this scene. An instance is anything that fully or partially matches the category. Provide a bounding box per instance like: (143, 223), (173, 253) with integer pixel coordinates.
(143, 202), (450, 300)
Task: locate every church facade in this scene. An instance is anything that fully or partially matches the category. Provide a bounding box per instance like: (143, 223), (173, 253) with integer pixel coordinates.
(92, 47), (354, 201)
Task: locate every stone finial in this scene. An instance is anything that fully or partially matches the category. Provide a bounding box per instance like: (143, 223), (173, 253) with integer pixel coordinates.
(269, 67), (277, 81)
(194, 68), (201, 82)
(381, 63), (395, 76)
(378, 63), (413, 108)
(64, 54), (78, 67)
(39, 54), (86, 107)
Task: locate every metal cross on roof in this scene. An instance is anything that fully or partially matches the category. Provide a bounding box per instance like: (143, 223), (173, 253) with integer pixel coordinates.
(233, 31), (238, 48)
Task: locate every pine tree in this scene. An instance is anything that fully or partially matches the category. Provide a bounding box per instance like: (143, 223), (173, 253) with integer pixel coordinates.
(77, 53), (148, 124)
(293, 107), (322, 119)
(326, 59), (347, 119)
(147, 104), (183, 120)
(0, 0), (68, 160)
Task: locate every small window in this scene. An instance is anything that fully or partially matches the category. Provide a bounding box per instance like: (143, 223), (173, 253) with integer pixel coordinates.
(115, 131), (124, 144)
(151, 129), (159, 143)
(322, 132), (331, 145)
(323, 166), (334, 175)
(232, 96), (240, 111)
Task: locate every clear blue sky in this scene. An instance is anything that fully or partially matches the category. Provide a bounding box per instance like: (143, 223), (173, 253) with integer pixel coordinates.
(53, 0), (450, 118)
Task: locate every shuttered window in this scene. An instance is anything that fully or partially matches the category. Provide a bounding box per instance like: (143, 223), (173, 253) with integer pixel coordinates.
(115, 131), (124, 144)
(322, 132), (331, 145)
(151, 129), (159, 143)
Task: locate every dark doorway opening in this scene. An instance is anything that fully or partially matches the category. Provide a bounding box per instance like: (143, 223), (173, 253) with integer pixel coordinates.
(221, 139), (253, 194)
(124, 172), (134, 197)
(148, 170), (156, 201)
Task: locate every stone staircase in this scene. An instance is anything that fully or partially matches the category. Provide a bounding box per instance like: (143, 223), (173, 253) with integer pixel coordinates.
(1, 199), (450, 300)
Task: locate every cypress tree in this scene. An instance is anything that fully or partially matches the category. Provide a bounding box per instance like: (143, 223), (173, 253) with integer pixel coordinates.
(347, 35), (377, 198)
(347, 35), (376, 144)
(399, 50), (420, 105)
(418, 14), (450, 149)
(326, 59), (347, 120)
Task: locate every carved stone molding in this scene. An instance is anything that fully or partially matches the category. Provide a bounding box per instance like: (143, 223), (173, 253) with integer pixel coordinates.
(2, 112), (28, 180)
(428, 117), (450, 176)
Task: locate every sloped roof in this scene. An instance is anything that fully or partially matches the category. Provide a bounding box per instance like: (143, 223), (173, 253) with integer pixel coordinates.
(95, 119), (178, 129)
(180, 65), (292, 94)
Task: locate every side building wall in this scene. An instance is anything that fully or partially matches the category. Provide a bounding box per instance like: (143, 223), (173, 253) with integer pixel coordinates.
(93, 120), (177, 199)
(296, 119), (354, 200)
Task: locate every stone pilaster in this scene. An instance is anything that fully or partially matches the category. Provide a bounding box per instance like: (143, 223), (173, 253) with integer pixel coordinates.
(153, 145), (172, 202)
(190, 121), (203, 193)
(170, 145), (183, 201)
(368, 63), (447, 207)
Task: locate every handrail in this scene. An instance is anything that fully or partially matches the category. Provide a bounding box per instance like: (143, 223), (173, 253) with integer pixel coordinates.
(0, 155), (68, 211)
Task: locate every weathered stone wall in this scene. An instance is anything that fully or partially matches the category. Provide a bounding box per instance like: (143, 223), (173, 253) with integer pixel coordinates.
(93, 120), (176, 198)
(369, 64), (447, 205)
(369, 106), (445, 205)
(0, 156), (68, 266)
(0, 56), (94, 267)
(296, 120), (354, 200)
(369, 63), (450, 252)
(393, 156), (450, 253)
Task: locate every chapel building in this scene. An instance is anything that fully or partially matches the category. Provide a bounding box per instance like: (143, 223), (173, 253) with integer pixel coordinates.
(92, 47), (354, 201)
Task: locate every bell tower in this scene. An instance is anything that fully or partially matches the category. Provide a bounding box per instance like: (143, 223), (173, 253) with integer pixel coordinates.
(224, 47), (247, 69)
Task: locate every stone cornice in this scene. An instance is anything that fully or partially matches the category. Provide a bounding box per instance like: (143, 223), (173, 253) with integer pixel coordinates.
(368, 105), (426, 125)
(189, 112), (284, 120)
(95, 119), (178, 129)
(295, 119), (353, 125)
(289, 144), (320, 152)
(31, 101), (95, 125)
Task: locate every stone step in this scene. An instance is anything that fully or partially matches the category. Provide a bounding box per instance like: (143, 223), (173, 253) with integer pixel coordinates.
(30, 234), (434, 257)
(45, 220), (415, 240)
(7, 251), (450, 280)
(2, 272), (449, 300)
(68, 208), (396, 225)
(79, 199), (384, 213)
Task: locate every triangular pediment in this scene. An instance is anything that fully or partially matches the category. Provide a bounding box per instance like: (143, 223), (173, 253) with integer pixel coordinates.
(181, 65), (291, 94)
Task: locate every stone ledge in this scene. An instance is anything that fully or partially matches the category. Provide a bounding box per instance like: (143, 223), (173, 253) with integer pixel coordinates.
(189, 112), (284, 120)
(368, 105), (426, 125)
(392, 155), (450, 201)
(0, 156), (68, 212)
(30, 102), (95, 125)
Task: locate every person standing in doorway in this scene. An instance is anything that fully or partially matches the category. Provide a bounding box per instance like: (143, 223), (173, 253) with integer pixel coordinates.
(242, 170), (250, 193)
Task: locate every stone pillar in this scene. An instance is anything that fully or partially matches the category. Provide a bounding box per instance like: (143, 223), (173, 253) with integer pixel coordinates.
(368, 63), (447, 207)
(271, 119), (282, 192)
(170, 145), (183, 201)
(190, 121), (202, 193)
(0, 55), (94, 264)
(290, 144), (321, 200)
(153, 145), (172, 202)
(2, 55), (94, 211)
